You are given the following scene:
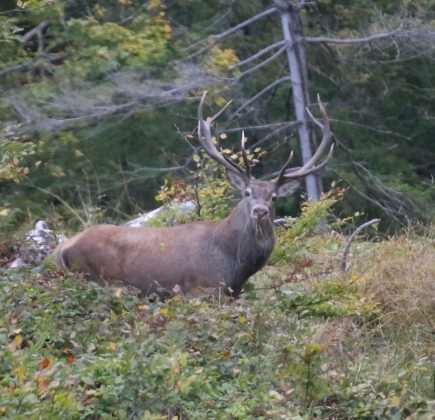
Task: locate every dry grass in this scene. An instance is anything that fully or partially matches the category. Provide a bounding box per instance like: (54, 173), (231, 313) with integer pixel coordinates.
(357, 226), (435, 332)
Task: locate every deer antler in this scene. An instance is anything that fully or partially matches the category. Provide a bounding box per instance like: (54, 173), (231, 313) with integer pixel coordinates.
(275, 94), (334, 185)
(198, 92), (250, 179)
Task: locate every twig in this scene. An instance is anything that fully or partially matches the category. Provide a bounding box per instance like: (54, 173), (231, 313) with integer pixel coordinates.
(186, 7), (277, 51)
(229, 40), (286, 69)
(228, 76), (291, 120)
(305, 30), (402, 45)
(229, 44), (288, 81)
(340, 219), (380, 272)
(25, 184), (87, 226)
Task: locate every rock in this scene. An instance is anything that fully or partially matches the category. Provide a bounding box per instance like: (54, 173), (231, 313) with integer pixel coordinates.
(6, 220), (65, 269)
(124, 201), (197, 227)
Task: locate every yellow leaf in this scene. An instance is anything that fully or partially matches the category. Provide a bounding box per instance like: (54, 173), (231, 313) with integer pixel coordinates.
(109, 342), (117, 351)
(350, 274), (359, 282)
(0, 209), (9, 216)
(215, 97), (227, 107)
(0, 407), (6, 414)
(160, 307), (169, 317)
(16, 366), (25, 380)
(8, 334), (23, 352)
(390, 395), (401, 406)
(239, 313), (247, 324)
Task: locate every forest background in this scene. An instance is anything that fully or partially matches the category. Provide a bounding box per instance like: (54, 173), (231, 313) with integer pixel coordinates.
(0, 0), (434, 236)
(1, 1), (435, 418)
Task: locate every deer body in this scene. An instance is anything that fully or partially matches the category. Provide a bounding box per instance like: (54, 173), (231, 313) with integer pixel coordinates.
(54, 184), (276, 296)
(52, 93), (333, 297)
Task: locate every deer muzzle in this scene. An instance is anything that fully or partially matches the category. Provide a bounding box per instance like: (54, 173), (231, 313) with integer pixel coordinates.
(251, 205), (269, 220)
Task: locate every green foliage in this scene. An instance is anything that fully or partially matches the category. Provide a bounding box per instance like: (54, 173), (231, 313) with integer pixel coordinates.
(272, 186), (356, 262)
(0, 250), (433, 417)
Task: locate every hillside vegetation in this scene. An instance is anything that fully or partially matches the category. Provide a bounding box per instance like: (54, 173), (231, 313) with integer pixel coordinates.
(1, 223), (434, 418)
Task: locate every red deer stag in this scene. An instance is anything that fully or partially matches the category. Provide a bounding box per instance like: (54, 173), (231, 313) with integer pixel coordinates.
(52, 93), (333, 297)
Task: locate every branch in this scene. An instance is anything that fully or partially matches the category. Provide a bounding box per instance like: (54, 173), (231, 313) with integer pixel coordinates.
(340, 219), (380, 272)
(250, 121), (299, 149)
(228, 76), (291, 120)
(330, 118), (411, 140)
(229, 40), (286, 69)
(0, 8), (30, 15)
(305, 30), (401, 45)
(229, 44), (287, 81)
(21, 21), (48, 53)
(187, 7), (277, 50)
(0, 53), (61, 77)
(223, 121), (299, 133)
(185, 7), (278, 59)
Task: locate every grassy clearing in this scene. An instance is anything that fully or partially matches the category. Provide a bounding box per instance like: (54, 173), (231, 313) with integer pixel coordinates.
(0, 228), (434, 418)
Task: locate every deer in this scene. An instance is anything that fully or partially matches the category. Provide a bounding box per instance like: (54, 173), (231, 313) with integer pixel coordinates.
(51, 92), (333, 298)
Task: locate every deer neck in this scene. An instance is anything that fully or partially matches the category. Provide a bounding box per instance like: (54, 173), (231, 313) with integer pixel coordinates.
(214, 200), (275, 265)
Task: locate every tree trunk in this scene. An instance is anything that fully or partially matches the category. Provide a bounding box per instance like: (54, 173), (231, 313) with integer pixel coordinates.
(275, 1), (320, 201)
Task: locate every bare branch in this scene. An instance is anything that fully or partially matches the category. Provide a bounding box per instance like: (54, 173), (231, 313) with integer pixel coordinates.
(305, 30), (402, 45)
(249, 121), (299, 149)
(340, 219), (380, 272)
(21, 21), (48, 53)
(224, 121), (299, 133)
(186, 7), (277, 51)
(229, 76), (291, 120)
(229, 44), (288, 81)
(330, 118), (411, 140)
(0, 8), (31, 15)
(229, 41), (286, 69)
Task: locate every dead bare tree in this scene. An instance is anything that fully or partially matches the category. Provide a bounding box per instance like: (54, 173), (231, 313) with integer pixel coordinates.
(195, 1), (410, 202)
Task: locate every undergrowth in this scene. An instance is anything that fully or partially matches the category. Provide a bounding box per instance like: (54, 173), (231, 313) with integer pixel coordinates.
(1, 244), (434, 419)
(1, 186), (434, 418)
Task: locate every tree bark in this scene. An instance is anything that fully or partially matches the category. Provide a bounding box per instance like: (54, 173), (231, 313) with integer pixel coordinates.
(275, 1), (320, 201)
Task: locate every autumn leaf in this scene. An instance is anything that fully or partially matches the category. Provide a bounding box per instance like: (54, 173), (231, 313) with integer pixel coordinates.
(15, 366), (25, 380)
(37, 376), (50, 392)
(66, 354), (75, 364)
(8, 334), (23, 352)
(39, 358), (52, 369)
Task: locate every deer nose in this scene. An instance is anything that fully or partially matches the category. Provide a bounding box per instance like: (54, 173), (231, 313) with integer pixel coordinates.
(252, 205), (269, 219)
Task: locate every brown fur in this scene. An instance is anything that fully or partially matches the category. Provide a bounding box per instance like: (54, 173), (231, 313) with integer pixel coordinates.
(52, 180), (298, 297)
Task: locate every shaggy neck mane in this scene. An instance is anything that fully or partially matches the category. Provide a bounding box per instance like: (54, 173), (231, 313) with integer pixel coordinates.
(213, 201), (275, 291)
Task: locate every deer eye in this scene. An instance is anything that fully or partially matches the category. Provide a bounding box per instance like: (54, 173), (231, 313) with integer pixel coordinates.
(245, 189), (251, 197)
(271, 193), (277, 201)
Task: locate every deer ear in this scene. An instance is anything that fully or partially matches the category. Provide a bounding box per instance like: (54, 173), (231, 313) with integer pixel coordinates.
(276, 180), (300, 197)
(226, 170), (248, 191)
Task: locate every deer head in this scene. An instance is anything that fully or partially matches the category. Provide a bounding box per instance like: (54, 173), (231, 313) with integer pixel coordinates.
(197, 91), (334, 223)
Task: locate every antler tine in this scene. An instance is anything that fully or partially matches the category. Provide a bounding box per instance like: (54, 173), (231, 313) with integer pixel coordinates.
(197, 92), (245, 176)
(275, 150), (294, 185)
(303, 94), (331, 168)
(277, 94), (333, 182)
(283, 143), (334, 179)
(240, 130), (252, 179)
